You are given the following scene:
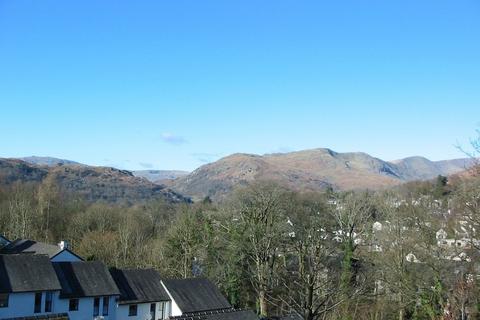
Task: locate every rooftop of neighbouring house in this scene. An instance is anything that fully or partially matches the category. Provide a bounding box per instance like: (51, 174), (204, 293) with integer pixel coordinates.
(110, 268), (170, 304)
(0, 238), (83, 261)
(53, 261), (120, 298)
(170, 308), (259, 320)
(0, 254), (62, 293)
(162, 278), (232, 314)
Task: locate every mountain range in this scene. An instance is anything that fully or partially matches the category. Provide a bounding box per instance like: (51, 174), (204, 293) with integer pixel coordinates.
(132, 170), (189, 184)
(168, 149), (473, 201)
(2, 150), (474, 203)
(0, 158), (188, 204)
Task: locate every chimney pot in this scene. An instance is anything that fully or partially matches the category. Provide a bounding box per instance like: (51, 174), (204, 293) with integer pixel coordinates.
(58, 240), (69, 250)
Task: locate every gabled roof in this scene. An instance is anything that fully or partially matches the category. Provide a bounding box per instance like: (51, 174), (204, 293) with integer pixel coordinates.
(162, 278), (231, 313)
(0, 239), (84, 261)
(170, 309), (258, 320)
(110, 268), (170, 304)
(0, 239), (61, 258)
(53, 261), (120, 298)
(0, 254), (61, 293)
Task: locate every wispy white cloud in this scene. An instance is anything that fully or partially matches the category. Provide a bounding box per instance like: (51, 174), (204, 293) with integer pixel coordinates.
(139, 162), (154, 169)
(161, 132), (188, 146)
(267, 146), (294, 154)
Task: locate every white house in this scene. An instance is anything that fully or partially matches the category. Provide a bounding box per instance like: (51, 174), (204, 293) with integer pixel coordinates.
(0, 238), (83, 262)
(169, 309), (259, 320)
(372, 221), (383, 232)
(161, 278), (232, 318)
(52, 261), (120, 320)
(0, 238), (259, 320)
(110, 268), (171, 320)
(161, 278), (258, 320)
(436, 228), (447, 241)
(0, 254), (65, 319)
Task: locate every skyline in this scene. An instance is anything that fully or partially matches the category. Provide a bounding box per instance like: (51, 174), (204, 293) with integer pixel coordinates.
(1, 1), (480, 171)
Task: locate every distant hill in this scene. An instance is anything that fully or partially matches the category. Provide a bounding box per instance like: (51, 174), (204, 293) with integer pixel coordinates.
(20, 156), (83, 167)
(391, 156), (473, 181)
(3, 151), (473, 203)
(0, 158), (189, 204)
(133, 170), (189, 183)
(0, 158), (48, 184)
(170, 149), (473, 201)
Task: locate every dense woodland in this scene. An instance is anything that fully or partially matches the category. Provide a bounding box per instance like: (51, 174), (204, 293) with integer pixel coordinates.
(1, 169), (480, 320)
(2, 133), (480, 320)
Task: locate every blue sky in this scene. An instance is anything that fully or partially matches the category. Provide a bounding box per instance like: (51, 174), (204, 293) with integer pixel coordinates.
(1, 0), (479, 171)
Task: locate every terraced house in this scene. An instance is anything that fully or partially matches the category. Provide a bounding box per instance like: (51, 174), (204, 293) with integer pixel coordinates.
(0, 237), (258, 320)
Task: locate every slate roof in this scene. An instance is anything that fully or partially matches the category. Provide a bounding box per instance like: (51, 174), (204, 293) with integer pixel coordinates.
(53, 261), (120, 298)
(162, 278), (231, 313)
(170, 309), (258, 320)
(0, 239), (84, 261)
(0, 254), (61, 293)
(0, 239), (61, 257)
(110, 268), (170, 304)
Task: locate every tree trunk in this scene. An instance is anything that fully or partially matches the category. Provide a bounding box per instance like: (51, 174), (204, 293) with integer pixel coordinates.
(259, 289), (268, 317)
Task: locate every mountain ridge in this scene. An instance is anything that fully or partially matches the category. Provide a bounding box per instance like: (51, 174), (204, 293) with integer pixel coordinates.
(4, 151), (473, 203)
(169, 148), (473, 201)
(0, 158), (189, 204)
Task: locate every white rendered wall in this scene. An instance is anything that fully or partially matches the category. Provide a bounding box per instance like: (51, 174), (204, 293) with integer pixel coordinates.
(116, 301), (169, 320)
(54, 295), (118, 320)
(0, 291), (60, 319)
(160, 281), (181, 317)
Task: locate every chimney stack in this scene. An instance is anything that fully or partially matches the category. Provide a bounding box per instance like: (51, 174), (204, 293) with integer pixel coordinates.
(58, 240), (69, 250)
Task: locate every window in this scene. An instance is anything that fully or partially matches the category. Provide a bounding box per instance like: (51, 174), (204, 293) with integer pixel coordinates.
(69, 299), (79, 311)
(128, 304), (138, 316)
(158, 302), (165, 320)
(45, 292), (53, 312)
(34, 292), (42, 313)
(0, 293), (8, 308)
(93, 297), (100, 316)
(150, 303), (156, 320)
(102, 296), (109, 316)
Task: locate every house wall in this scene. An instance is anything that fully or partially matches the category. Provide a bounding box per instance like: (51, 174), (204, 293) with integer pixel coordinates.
(116, 301), (170, 320)
(50, 250), (83, 262)
(0, 291), (60, 319)
(160, 281), (181, 317)
(169, 299), (182, 317)
(55, 295), (118, 320)
(0, 292), (175, 320)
